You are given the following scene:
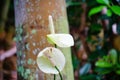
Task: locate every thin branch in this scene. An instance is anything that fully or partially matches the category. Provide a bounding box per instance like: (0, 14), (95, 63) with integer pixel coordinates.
(79, 3), (90, 55)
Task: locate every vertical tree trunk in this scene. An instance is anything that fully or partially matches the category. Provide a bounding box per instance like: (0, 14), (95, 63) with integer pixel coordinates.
(14, 0), (74, 80)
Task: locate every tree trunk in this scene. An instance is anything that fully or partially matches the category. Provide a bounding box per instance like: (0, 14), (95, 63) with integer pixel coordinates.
(14, 0), (74, 80)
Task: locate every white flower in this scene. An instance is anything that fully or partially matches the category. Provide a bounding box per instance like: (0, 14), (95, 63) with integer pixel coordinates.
(37, 47), (65, 74)
(48, 15), (74, 47)
(47, 34), (74, 47)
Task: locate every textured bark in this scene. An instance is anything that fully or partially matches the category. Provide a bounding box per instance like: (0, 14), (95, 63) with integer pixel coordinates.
(14, 0), (74, 80)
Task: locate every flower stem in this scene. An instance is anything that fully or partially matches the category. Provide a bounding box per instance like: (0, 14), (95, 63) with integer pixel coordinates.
(55, 66), (63, 80)
(54, 43), (62, 80)
(54, 74), (56, 80)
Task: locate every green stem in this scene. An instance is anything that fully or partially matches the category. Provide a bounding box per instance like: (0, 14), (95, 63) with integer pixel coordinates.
(54, 44), (57, 80)
(55, 44), (57, 48)
(54, 45), (63, 80)
(55, 66), (63, 80)
(117, 51), (119, 64)
(54, 74), (56, 80)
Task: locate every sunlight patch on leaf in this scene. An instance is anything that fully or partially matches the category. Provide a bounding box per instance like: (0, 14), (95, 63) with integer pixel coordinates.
(89, 6), (105, 17)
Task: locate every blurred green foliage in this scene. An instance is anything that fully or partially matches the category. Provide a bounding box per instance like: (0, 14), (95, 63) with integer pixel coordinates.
(67, 0), (120, 80)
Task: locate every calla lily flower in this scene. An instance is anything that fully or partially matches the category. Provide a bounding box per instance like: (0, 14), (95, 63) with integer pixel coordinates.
(47, 34), (74, 47)
(47, 15), (74, 47)
(37, 47), (65, 74)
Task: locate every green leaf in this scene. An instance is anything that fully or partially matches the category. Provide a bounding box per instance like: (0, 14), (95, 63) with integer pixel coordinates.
(95, 67), (112, 74)
(88, 50), (101, 61)
(110, 5), (120, 16)
(89, 23), (102, 35)
(95, 60), (112, 68)
(80, 74), (97, 80)
(116, 64), (120, 69)
(103, 56), (109, 62)
(116, 70), (120, 74)
(96, 0), (109, 5)
(107, 9), (112, 17)
(90, 24), (102, 31)
(89, 6), (105, 16)
(109, 49), (117, 65)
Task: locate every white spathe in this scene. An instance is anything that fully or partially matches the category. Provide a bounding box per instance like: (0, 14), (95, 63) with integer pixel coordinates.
(37, 47), (65, 74)
(47, 34), (74, 47)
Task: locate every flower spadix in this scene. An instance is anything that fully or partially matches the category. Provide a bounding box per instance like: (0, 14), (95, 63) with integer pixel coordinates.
(47, 15), (74, 47)
(37, 47), (65, 74)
